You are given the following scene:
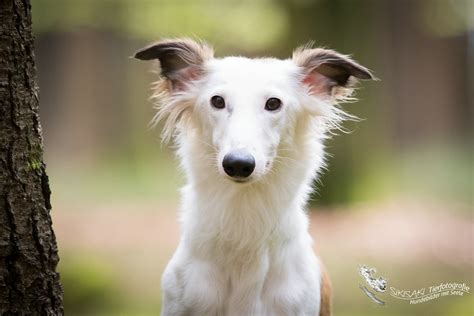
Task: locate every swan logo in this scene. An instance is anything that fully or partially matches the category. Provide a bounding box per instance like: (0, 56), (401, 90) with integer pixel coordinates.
(358, 265), (388, 305)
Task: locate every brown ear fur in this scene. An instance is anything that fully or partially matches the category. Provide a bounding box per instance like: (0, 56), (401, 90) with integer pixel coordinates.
(134, 38), (213, 90)
(293, 46), (374, 100)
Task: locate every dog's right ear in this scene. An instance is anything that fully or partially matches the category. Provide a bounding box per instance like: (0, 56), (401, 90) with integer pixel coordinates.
(134, 38), (213, 91)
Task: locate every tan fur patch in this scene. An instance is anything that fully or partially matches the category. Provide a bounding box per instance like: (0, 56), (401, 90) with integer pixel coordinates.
(319, 260), (333, 316)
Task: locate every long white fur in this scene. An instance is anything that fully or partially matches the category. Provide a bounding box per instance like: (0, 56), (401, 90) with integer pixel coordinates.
(154, 53), (357, 315)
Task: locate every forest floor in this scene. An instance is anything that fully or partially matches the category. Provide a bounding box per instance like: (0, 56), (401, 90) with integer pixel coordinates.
(52, 198), (473, 316)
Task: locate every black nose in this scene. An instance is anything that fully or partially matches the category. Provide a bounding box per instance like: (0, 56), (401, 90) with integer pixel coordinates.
(222, 151), (255, 179)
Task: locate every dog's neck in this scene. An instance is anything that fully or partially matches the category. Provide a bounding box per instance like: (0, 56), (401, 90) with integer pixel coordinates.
(175, 120), (325, 261)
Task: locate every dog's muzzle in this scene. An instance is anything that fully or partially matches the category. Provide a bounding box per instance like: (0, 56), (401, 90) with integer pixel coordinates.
(222, 150), (255, 180)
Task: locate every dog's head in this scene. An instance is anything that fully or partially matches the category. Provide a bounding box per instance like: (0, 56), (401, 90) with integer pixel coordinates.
(135, 39), (373, 183)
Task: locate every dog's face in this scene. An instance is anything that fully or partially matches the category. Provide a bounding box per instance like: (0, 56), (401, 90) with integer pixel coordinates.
(194, 57), (302, 182)
(135, 39), (373, 183)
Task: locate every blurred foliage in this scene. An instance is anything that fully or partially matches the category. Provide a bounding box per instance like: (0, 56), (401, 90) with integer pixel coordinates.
(420, 0), (474, 37)
(317, 141), (473, 207)
(59, 255), (122, 315)
(49, 152), (181, 205)
(59, 253), (164, 315)
(32, 0), (473, 206)
(32, 0), (288, 52)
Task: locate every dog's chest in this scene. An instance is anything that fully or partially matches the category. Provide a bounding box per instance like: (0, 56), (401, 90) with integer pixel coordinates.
(205, 239), (315, 314)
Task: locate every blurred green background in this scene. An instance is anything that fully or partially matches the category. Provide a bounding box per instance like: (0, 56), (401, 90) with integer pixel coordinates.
(31, 0), (472, 315)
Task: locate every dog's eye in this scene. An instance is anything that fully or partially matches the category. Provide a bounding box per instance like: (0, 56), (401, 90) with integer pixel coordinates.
(265, 98), (282, 111)
(211, 95), (225, 109)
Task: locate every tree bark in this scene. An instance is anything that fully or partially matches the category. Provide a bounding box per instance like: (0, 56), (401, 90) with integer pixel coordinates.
(0, 0), (63, 314)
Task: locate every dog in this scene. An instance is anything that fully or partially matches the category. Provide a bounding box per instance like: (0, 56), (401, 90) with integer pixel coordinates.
(135, 38), (374, 316)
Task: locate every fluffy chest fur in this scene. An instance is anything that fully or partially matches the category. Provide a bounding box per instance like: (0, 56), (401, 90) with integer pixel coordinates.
(168, 127), (323, 315)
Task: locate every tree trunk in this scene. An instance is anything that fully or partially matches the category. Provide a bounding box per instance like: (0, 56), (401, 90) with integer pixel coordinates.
(0, 0), (63, 314)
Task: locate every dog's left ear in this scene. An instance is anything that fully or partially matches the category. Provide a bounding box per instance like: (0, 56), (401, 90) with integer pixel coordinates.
(134, 38), (213, 91)
(293, 47), (374, 100)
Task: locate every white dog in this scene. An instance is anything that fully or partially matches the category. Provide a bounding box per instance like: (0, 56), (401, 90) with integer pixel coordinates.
(135, 38), (373, 316)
